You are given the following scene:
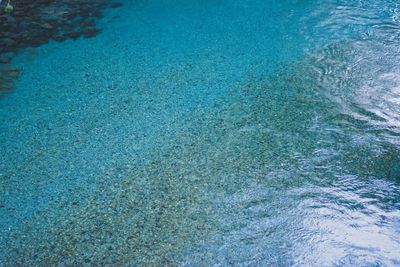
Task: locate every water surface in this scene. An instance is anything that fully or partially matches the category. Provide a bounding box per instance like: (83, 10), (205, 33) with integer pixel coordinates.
(0, 0), (400, 266)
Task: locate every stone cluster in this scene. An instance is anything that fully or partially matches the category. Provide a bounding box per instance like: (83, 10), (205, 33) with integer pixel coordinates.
(0, 0), (122, 96)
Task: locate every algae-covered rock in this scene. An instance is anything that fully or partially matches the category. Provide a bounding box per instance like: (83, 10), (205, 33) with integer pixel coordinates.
(4, 2), (13, 13)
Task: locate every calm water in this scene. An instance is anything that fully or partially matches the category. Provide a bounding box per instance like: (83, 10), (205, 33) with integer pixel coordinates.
(1, 0), (400, 266)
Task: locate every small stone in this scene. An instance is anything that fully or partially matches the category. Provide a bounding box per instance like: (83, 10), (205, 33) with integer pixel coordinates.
(0, 56), (11, 64)
(0, 80), (14, 92)
(81, 27), (99, 38)
(4, 68), (20, 78)
(64, 32), (80, 39)
(41, 22), (54, 29)
(53, 35), (66, 42)
(0, 38), (17, 48)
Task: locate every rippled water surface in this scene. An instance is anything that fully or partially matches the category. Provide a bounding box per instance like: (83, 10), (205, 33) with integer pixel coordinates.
(1, 0), (400, 266)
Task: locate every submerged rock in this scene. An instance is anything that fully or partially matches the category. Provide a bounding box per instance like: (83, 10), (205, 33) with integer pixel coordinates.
(0, 0), (123, 55)
(0, 0), (123, 95)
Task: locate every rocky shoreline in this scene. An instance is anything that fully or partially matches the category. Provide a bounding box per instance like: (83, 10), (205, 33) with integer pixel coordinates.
(0, 0), (122, 96)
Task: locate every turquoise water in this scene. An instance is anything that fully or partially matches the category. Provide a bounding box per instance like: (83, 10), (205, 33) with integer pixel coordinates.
(1, 0), (400, 265)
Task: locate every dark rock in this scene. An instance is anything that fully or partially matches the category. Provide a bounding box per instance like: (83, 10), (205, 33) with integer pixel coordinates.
(79, 18), (96, 27)
(63, 32), (80, 39)
(0, 69), (18, 97)
(0, 38), (17, 48)
(81, 27), (99, 38)
(0, 56), (11, 64)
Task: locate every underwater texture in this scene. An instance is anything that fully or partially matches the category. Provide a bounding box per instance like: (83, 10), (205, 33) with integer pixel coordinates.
(0, 0), (400, 266)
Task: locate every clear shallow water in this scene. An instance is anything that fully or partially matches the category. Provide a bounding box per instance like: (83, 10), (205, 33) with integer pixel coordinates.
(1, 0), (400, 266)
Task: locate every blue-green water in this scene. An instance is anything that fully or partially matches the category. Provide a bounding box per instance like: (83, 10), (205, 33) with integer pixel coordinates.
(1, 0), (400, 265)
